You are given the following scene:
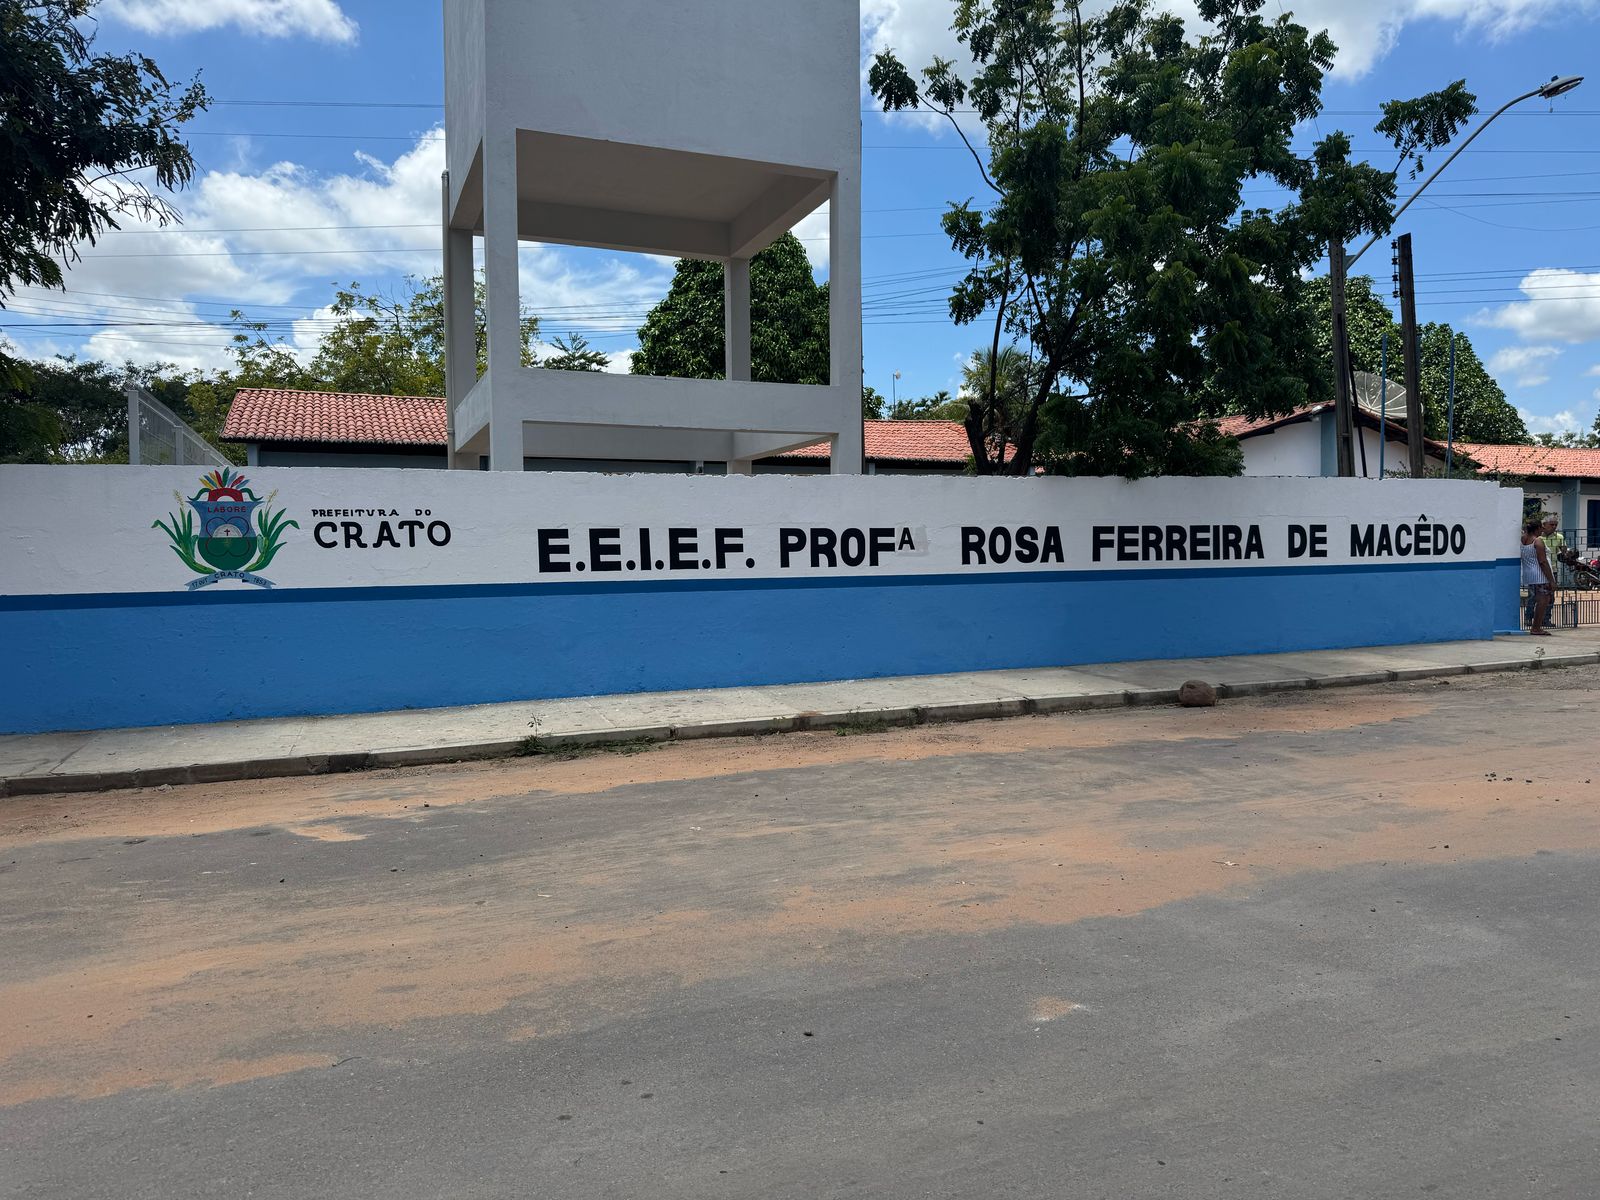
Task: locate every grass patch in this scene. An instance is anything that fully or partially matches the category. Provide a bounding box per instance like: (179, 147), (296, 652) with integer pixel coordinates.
(516, 735), (660, 760)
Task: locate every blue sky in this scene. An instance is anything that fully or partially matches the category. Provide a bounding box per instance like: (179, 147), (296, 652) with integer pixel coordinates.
(6, 0), (1600, 436)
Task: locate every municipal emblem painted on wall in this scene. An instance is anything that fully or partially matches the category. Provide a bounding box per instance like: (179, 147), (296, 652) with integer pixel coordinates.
(153, 468), (299, 590)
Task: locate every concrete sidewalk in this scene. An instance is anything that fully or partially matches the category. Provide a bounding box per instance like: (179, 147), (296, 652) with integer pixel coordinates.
(6, 630), (1599, 797)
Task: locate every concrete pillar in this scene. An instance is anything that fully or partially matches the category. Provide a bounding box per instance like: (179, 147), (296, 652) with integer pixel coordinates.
(442, 189), (478, 470)
(828, 170), (864, 475)
(482, 125), (523, 471)
(724, 256), (751, 382)
(1562, 479), (1581, 537)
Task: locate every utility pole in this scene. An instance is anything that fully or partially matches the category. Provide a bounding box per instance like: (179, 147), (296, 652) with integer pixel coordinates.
(1328, 241), (1356, 477)
(1394, 233), (1424, 478)
(1446, 333), (1457, 475)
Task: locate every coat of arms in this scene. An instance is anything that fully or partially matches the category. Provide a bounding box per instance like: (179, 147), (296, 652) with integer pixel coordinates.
(154, 468), (298, 590)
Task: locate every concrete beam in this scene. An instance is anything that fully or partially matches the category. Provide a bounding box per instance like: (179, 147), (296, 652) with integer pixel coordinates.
(493, 367), (843, 435)
(517, 200), (729, 260)
(729, 175), (831, 259)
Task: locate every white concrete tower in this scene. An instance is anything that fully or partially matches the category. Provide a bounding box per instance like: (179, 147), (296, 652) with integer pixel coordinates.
(442, 0), (864, 473)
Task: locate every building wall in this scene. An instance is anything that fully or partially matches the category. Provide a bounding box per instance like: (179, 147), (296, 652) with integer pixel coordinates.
(253, 445), (449, 469)
(1238, 421), (1323, 476)
(0, 467), (1524, 734)
(1239, 416), (1446, 478)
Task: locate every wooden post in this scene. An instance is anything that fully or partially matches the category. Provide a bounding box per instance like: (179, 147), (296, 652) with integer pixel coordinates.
(1329, 242), (1356, 478)
(1395, 233), (1425, 478)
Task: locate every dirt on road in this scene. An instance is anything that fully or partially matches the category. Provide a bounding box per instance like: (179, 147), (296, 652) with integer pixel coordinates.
(3, 670), (1598, 1107)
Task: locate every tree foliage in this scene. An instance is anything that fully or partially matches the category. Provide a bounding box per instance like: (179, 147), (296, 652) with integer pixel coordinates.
(0, 0), (207, 384)
(632, 233), (830, 385)
(1298, 274), (1527, 444)
(890, 388), (966, 421)
(0, 272), (545, 463)
(633, 233), (888, 416)
(869, 0), (1476, 475)
(293, 275), (541, 399)
(0, 356), (240, 464)
(541, 333), (609, 372)
(1541, 429), (1600, 449)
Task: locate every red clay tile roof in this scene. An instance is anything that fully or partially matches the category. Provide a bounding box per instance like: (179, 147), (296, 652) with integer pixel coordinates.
(223, 390), (978, 464)
(1213, 407), (1322, 438)
(1456, 443), (1600, 480)
(774, 420), (973, 463)
(223, 388), (446, 447)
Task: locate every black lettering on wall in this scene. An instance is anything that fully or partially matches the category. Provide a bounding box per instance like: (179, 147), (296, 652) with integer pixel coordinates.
(963, 527), (987, 565)
(538, 528), (571, 573)
(668, 528), (699, 570)
(779, 528), (805, 569)
(590, 528), (622, 572)
(1091, 526), (1114, 563)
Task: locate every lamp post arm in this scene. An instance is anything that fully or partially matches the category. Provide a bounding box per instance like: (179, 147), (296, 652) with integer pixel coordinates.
(1346, 87), (1544, 268)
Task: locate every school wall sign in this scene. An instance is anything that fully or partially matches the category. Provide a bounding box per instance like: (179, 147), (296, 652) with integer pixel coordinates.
(0, 466), (1524, 734)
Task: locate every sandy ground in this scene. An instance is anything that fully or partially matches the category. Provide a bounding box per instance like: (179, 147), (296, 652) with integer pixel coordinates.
(4, 668), (1598, 1114)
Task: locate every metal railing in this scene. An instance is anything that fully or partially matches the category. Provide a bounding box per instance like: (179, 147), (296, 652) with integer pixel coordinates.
(126, 386), (228, 469)
(1522, 587), (1600, 629)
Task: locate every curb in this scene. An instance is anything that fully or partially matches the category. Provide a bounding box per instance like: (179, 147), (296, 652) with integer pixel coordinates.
(5, 650), (1597, 798)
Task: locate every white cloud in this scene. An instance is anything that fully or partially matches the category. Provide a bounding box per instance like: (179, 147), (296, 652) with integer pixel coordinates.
(1586, 365), (1600, 377)
(10, 129), (673, 374)
(791, 204), (831, 274)
(1483, 270), (1600, 344)
(101, 0), (358, 43)
(1518, 407), (1588, 436)
(862, 0), (1594, 88)
(1487, 344), (1560, 387)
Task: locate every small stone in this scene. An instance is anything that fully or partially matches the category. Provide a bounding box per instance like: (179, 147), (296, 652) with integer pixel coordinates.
(1178, 680), (1218, 707)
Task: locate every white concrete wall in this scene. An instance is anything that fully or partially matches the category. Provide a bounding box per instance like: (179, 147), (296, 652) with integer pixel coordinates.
(460, 0), (857, 169)
(1239, 421), (1322, 476)
(1238, 415), (1448, 478)
(0, 467), (1519, 597)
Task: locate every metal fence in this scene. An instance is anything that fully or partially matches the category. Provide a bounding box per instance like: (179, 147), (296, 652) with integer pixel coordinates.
(1522, 588), (1600, 629)
(126, 386), (229, 469)
(1549, 592), (1600, 629)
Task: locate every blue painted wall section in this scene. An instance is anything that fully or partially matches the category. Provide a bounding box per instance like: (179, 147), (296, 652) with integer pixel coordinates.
(2, 559), (1517, 734)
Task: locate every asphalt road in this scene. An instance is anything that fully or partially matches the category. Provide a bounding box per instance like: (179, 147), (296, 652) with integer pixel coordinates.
(3, 668), (1599, 1199)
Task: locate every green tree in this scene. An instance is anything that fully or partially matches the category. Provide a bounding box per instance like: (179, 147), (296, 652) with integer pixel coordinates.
(1299, 275), (1527, 444)
(890, 388), (966, 421)
(1539, 429), (1600, 449)
(214, 272), (543, 407)
(541, 332), (609, 372)
(0, 354), (218, 463)
(862, 385), (885, 419)
(632, 233), (830, 385)
(0, 0), (207, 385)
(869, 0), (1475, 475)
(301, 276), (542, 398)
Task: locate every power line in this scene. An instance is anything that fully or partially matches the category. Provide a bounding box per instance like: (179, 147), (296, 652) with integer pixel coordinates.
(208, 98), (1600, 118)
(65, 230), (954, 260)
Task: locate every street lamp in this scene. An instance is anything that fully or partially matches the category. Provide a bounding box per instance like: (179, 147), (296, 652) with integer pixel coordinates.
(1331, 74), (1583, 480)
(892, 370), (901, 412)
(1349, 74), (1583, 267)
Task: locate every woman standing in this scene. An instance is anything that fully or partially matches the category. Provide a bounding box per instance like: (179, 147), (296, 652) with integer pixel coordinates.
(1522, 517), (1555, 636)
